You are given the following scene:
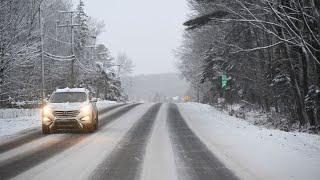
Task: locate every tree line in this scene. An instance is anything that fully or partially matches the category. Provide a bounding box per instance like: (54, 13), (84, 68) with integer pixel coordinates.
(177, 0), (320, 130)
(0, 0), (124, 107)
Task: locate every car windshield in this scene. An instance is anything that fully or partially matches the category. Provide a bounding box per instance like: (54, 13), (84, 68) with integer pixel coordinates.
(50, 92), (87, 103)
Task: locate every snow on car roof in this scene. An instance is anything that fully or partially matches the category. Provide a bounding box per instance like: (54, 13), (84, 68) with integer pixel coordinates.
(55, 88), (88, 93)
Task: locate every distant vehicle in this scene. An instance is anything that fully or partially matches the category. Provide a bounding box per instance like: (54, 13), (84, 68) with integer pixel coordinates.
(42, 88), (98, 134)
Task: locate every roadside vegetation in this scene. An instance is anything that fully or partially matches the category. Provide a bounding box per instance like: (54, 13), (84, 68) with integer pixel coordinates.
(0, 0), (128, 108)
(177, 0), (320, 133)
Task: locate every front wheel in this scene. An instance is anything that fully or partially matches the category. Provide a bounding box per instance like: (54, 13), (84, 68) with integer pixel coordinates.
(94, 113), (99, 130)
(42, 125), (51, 134)
(84, 122), (95, 133)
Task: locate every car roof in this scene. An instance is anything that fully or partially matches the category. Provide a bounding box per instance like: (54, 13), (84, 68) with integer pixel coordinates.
(55, 88), (89, 93)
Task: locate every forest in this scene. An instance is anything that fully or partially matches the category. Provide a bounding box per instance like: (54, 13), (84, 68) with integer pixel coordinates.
(177, 0), (320, 131)
(0, 0), (123, 108)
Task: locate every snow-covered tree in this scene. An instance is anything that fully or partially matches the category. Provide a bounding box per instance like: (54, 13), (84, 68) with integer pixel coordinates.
(75, 0), (89, 49)
(95, 44), (113, 68)
(0, 0), (124, 106)
(116, 53), (135, 77)
(178, 0), (320, 129)
(0, 0), (41, 106)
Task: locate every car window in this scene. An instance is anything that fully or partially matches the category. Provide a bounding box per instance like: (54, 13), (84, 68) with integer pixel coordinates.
(49, 92), (87, 103)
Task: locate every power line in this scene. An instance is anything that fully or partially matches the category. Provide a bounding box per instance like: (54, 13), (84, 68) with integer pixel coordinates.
(44, 34), (72, 45)
(44, 51), (74, 59)
(57, 10), (81, 87)
(44, 54), (74, 62)
(74, 56), (99, 73)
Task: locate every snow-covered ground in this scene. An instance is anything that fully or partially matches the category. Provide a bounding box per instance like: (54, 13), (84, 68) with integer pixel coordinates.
(178, 102), (320, 180)
(225, 103), (293, 131)
(0, 101), (119, 138)
(0, 108), (40, 138)
(2, 102), (319, 180)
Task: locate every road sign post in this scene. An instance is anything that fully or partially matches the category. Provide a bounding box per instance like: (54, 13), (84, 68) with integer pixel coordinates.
(221, 75), (227, 89)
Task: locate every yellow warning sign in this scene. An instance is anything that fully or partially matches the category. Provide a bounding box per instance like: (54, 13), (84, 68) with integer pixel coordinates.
(183, 96), (190, 102)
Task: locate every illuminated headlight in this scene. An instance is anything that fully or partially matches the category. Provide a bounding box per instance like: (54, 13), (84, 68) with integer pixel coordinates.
(81, 116), (91, 121)
(43, 106), (53, 116)
(42, 106), (53, 123)
(80, 105), (92, 115)
(43, 116), (52, 122)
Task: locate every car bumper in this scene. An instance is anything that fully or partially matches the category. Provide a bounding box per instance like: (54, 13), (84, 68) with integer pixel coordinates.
(51, 118), (84, 130)
(43, 116), (93, 131)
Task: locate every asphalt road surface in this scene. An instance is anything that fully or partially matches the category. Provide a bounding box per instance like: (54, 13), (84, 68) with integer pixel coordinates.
(0, 103), (239, 180)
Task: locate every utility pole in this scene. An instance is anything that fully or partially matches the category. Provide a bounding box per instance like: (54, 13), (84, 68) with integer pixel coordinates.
(197, 83), (200, 103)
(54, 20), (59, 54)
(57, 11), (80, 87)
(55, 21), (59, 41)
(117, 65), (121, 80)
(85, 35), (97, 61)
(39, 3), (45, 107)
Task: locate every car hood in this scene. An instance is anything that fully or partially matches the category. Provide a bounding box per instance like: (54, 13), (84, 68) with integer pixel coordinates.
(47, 102), (89, 111)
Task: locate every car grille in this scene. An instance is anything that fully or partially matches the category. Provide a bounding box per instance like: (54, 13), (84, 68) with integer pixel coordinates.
(54, 120), (80, 129)
(54, 110), (80, 118)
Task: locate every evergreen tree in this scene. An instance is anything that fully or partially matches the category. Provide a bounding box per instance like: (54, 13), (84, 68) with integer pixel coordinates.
(75, 0), (89, 49)
(95, 44), (114, 68)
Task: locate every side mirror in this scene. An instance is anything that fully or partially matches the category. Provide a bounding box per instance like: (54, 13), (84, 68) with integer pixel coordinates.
(90, 98), (98, 103)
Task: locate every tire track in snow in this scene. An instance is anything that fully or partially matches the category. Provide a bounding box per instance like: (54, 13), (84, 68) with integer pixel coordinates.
(98, 103), (141, 127)
(0, 134), (87, 179)
(98, 103), (127, 115)
(0, 103), (140, 180)
(90, 103), (162, 180)
(0, 103), (126, 154)
(167, 103), (239, 180)
(0, 130), (43, 154)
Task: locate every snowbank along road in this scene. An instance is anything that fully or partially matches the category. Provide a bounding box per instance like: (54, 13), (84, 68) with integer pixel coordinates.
(2, 103), (318, 180)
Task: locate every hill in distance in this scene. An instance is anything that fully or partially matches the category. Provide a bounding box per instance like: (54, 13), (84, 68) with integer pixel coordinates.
(122, 73), (189, 102)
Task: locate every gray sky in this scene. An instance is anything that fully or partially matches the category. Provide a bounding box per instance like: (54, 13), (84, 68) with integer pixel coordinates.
(80, 0), (188, 75)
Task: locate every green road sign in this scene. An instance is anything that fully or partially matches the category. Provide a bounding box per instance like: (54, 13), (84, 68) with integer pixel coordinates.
(221, 75), (227, 88)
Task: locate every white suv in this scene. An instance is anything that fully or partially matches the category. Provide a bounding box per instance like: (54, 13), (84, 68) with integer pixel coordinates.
(42, 88), (98, 134)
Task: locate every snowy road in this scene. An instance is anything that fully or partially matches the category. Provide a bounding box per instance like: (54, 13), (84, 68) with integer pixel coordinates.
(0, 103), (319, 180)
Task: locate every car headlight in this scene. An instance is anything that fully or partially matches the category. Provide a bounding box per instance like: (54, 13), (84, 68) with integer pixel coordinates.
(42, 106), (53, 123)
(80, 116), (91, 121)
(43, 116), (52, 122)
(80, 105), (92, 115)
(43, 106), (53, 116)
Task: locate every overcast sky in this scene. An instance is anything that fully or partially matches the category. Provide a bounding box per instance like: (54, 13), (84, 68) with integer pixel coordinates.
(79, 0), (188, 75)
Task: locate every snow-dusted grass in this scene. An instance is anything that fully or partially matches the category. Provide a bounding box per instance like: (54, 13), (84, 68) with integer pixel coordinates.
(0, 108), (40, 138)
(0, 108), (39, 119)
(224, 103), (296, 132)
(179, 102), (320, 180)
(0, 100), (119, 138)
